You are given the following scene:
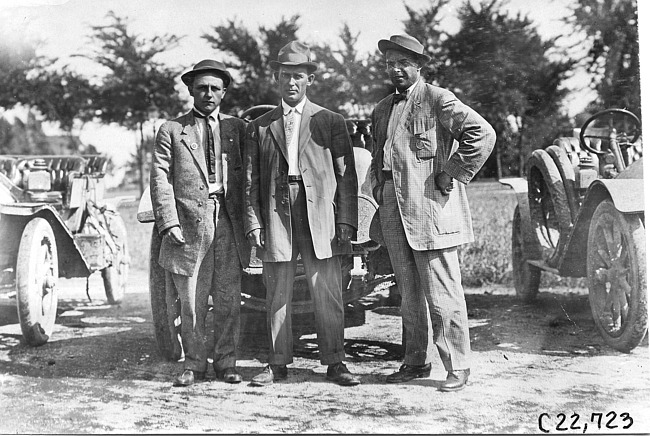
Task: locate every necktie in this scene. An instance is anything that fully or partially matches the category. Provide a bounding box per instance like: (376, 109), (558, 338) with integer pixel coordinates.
(393, 92), (407, 105)
(193, 110), (217, 183)
(285, 108), (295, 145)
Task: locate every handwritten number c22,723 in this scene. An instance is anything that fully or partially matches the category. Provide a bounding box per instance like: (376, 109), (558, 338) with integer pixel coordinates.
(538, 412), (633, 433)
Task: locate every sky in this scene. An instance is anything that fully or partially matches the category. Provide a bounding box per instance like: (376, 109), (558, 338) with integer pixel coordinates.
(0, 0), (645, 169)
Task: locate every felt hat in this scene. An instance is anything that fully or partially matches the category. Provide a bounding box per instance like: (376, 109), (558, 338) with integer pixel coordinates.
(378, 34), (431, 62)
(270, 41), (318, 73)
(181, 59), (232, 88)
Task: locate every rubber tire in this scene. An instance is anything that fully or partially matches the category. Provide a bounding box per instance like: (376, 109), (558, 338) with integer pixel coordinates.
(546, 145), (579, 223)
(149, 226), (182, 361)
(101, 214), (129, 304)
(512, 205), (541, 303)
(527, 149), (572, 268)
(16, 218), (59, 346)
(587, 200), (647, 352)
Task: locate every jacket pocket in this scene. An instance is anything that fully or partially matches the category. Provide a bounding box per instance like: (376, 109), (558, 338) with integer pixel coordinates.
(431, 189), (461, 235)
(414, 128), (437, 161)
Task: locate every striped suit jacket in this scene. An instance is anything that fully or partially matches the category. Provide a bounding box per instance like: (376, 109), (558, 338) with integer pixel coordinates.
(369, 79), (496, 250)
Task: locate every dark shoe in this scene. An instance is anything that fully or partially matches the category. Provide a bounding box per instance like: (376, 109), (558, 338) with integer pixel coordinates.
(326, 362), (361, 386)
(215, 367), (242, 384)
(439, 369), (470, 392)
(250, 365), (288, 386)
(173, 369), (205, 387)
(386, 363), (432, 384)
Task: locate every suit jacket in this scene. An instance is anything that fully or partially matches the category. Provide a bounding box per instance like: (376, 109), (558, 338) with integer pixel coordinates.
(370, 80), (496, 250)
(244, 99), (358, 262)
(150, 110), (251, 276)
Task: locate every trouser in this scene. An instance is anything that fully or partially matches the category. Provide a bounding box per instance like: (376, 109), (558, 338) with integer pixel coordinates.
(379, 179), (471, 371)
(263, 180), (346, 366)
(165, 195), (241, 373)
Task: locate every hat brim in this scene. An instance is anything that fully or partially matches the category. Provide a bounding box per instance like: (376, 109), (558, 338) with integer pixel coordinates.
(270, 60), (318, 73)
(181, 68), (232, 87)
(378, 39), (431, 62)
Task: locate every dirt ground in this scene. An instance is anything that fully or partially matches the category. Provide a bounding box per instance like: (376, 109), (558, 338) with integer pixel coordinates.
(0, 268), (649, 434)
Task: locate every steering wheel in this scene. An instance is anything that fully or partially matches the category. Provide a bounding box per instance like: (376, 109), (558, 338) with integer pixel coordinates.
(579, 108), (641, 155)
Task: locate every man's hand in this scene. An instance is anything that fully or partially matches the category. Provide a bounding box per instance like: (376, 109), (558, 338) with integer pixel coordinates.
(247, 229), (265, 249)
(435, 172), (454, 196)
(336, 223), (354, 245)
(165, 226), (185, 245)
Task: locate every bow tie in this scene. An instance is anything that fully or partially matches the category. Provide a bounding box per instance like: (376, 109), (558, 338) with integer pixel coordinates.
(393, 93), (407, 105)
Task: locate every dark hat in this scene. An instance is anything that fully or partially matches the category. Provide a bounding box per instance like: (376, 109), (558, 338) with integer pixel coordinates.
(378, 34), (431, 62)
(181, 59), (233, 88)
(270, 41), (318, 73)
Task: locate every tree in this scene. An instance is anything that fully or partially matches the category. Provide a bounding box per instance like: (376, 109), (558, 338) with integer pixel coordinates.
(568, 0), (640, 115)
(0, 35), (87, 154)
(202, 15), (301, 114)
(310, 24), (387, 116)
(79, 11), (185, 194)
(438, 0), (574, 177)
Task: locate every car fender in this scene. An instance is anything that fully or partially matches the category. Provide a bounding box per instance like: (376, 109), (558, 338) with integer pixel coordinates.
(558, 179), (644, 277)
(0, 203), (91, 278)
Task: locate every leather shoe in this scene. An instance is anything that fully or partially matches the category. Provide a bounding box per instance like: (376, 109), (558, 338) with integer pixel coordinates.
(386, 363), (432, 383)
(250, 365), (288, 386)
(173, 369), (205, 387)
(439, 369), (470, 392)
(326, 362), (361, 386)
(215, 367), (243, 384)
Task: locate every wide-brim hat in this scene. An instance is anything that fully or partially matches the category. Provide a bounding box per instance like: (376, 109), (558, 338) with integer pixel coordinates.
(378, 34), (431, 62)
(181, 59), (233, 88)
(270, 41), (318, 73)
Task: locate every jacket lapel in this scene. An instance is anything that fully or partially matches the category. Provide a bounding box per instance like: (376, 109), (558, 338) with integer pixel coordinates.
(268, 106), (289, 163)
(394, 79), (425, 137)
(218, 114), (234, 154)
(298, 99), (314, 155)
(180, 111), (209, 182)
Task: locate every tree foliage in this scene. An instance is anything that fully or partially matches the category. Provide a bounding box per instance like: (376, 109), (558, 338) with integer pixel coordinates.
(77, 11), (185, 193)
(80, 11), (185, 127)
(568, 0), (640, 115)
(421, 0), (574, 176)
(202, 15), (301, 114)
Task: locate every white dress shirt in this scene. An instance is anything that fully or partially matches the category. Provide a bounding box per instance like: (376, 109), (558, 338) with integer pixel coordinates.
(282, 98), (306, 176)
(383, 78), (420, 171)
(194, 106), (223, 194)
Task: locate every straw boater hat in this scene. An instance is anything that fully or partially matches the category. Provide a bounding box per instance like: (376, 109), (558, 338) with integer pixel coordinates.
(180, 59), (233, 88)
(378, 34), (431, 62)
(270, 41), (318, 73)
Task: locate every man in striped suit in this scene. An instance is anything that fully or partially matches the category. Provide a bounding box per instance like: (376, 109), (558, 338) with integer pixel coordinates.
(369, 34), (496, 392)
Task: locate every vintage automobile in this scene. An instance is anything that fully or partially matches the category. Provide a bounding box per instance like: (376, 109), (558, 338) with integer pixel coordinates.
(0, 154), (130, 346)
(500, 108), (646, 352)
(139, 107), (392, 360)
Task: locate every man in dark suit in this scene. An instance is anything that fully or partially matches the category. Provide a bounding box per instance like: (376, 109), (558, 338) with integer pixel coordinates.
(150, 59), (250, 387)
(244, 41), (360, 387)
(370, 34), (496, 391)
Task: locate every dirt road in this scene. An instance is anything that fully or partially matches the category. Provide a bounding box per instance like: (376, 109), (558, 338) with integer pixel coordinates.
(1, 269), (648, 433)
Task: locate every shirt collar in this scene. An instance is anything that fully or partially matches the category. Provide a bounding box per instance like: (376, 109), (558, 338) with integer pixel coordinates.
(395, 78), (420, 99)
(193, 106), (220, 120)
(282, 97), (306, 115)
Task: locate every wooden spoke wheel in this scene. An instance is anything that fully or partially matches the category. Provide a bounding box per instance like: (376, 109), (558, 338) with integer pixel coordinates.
(526, 149), (572, 268)
(587, 200), (647, 352)
(511, 205), (541, 303)
(101, 213), (129, 305)
(16, 218), (59, 346)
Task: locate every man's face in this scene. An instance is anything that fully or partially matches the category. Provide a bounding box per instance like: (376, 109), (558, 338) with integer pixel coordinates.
(277, 66), (314, 106)
(190, 72), (226, 114)
(385, 49), (421, 92)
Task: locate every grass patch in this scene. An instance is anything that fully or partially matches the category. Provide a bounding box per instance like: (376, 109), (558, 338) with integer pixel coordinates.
(114, 180), (581, 288)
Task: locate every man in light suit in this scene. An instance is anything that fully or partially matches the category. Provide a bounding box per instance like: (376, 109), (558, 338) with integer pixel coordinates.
(370, 34), (496, 391)
(244, 41), (360, 387)
(151, 59), (250, 387)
